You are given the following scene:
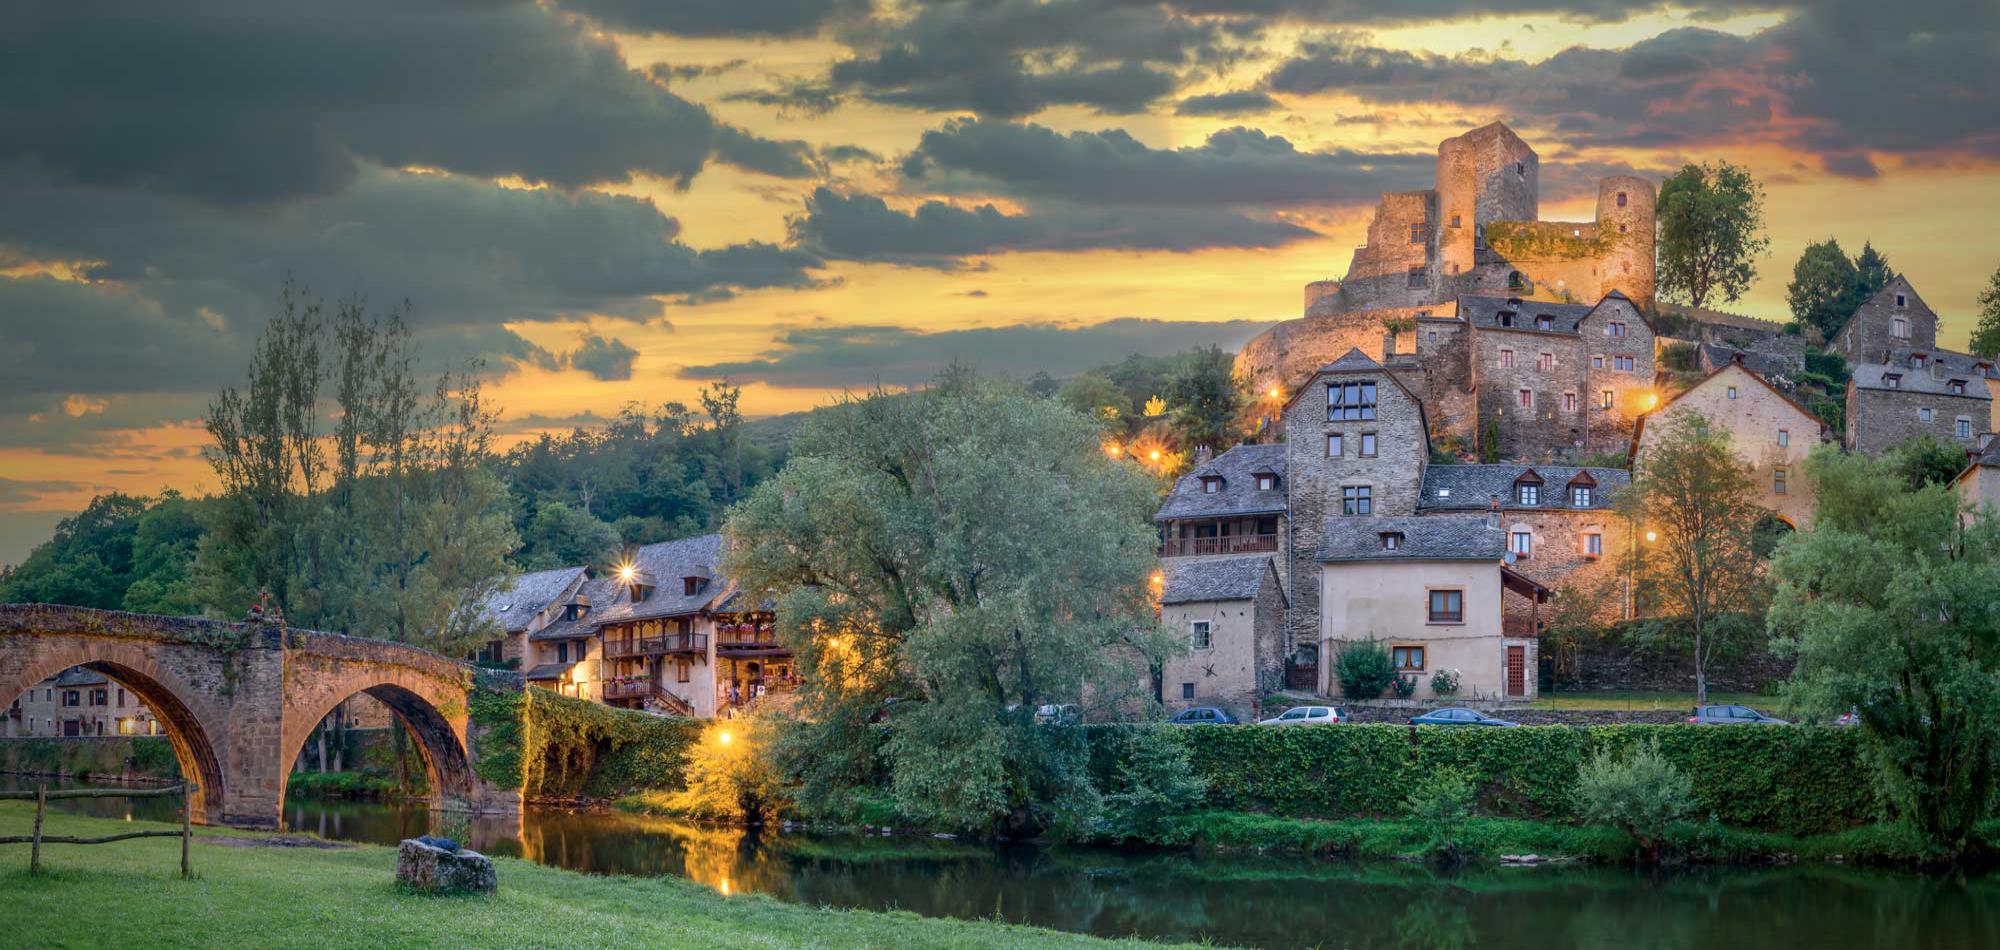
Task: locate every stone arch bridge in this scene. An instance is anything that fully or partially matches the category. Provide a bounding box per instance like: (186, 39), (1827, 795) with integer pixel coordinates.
(0, 604), (520, 828)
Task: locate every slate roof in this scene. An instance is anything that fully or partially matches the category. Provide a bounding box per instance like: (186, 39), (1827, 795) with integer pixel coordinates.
(584, 533), (733, 628)
(1700, 343), (1788, 379)
(1155, 443), (1288, 522)
(522, 661), (577, 682)
(1417, 464), (1629, 512)
(1457, 295), (1595, 334)
(1852, 362), (1992, 400)
(1316, 516), (1506, 563)
(475, 565), (587, 634)
(528, 577), (619, 641)
(1159, 555), (1282, 606)
(52, 667), (109, 687)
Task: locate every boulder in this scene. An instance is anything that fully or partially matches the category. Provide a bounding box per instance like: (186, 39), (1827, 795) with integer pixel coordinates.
(396, 837), (496, 895)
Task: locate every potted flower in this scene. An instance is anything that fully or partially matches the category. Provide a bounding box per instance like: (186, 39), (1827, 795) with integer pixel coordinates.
(1432, 668), (1462, 697)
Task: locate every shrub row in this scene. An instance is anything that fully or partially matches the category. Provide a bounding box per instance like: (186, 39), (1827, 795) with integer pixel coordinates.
(0, 736), (180, 783)
(1090, 724), (1880, 836)
(470, 687), (702, 800)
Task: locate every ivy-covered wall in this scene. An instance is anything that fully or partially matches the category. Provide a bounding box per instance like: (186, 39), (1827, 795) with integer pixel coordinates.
(0, 736), (181, 783)
(1093, 724), (1880, 836)
(469, 687), (702, 801)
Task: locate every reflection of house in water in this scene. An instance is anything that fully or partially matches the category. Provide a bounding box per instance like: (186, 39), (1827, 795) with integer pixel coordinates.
(4, 666), (161, 737)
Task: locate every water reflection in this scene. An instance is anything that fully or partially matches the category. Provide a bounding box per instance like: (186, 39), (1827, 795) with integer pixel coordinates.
(11, 776), (1999, 950)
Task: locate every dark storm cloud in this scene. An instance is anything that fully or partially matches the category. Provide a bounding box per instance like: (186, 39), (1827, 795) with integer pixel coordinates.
(901, 119), (1432, 207)
(0, 0), (812, 206)
(789, 188), (1316, 266)
(556, 0), (870, 38)
(0, 477), (87, 507)
(567, 336), (642, 381)
(1160, 0), (1792, 23)
(823, 0), (1242, 117)
(680, 318), (1273, 388)
(1175, 91), (1283, 116)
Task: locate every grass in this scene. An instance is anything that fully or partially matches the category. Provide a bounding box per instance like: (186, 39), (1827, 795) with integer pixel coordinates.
(1529, 690), (1789, 713)
(0, 802), (1196, 950)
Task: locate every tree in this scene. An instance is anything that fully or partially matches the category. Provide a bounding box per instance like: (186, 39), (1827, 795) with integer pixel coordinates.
(1971, 264), (2000, 358)
(1853, 242), (1894, 302)
(1772, 450), (2000, 853)
(1656, 161), (1768, 309)
(1888, 433), (1969, 490)
(1056, 371), (1126, 429)
(518, 503), (621, 571)
(1786, 238), (1862, 339)
(1163, 346), (1245, 452)
(724, 369), (1176, 837)
(1619, 411), (1768, 703)
(1574, 741), (1695, 862)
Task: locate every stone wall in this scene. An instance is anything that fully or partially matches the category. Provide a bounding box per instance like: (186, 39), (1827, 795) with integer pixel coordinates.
(1833, 277), (1936, 364)
(1847, 386), (1988, 455)
(1504, 508), (1629, 621)
(1579, 295), (1657, 455)
(1238, 303), (1446, 395)
(1641, 364), (1825, 527)
(1472, 327), (1589, 459)
(1334, 190), (1437, 311)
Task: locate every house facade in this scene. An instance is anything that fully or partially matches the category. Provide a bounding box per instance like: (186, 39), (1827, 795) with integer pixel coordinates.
(4, 667), (161, 738)
(1158, 555), (1287, 721)
(1638, 360), (1829, 528)
(1836, 278), (1998, 456)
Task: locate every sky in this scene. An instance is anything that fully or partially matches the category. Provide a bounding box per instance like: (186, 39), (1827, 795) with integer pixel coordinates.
(2, 0), (1998, 566)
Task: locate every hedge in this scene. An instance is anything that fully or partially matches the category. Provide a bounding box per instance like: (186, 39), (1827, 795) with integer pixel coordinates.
(499, 688), (703, 801)
(0, 736), (180, 783)
(1089, 724), (1881, 836)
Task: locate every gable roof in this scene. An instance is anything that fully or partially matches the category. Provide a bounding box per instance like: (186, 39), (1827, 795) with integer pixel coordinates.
(1156, 443), (1288, 522)
(474, 565), (587, 634)
(1418, 464), (1629, 512)
(1160, 555), (1285, 606)
(585, 533), (734, 628)
(1316, 516), (1507, 563)
(1833, 275), (1929, 344)
(1278, 348), (1431, 441)
(1458, 295), (1594, 334)
(1631, 360), (1830, 461)
(1851, 362), (1992, 399)
(528, 576), (619, 641)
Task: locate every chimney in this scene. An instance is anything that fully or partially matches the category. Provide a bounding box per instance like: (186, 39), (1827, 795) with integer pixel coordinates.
(1193, 445), (1214, 466)
(1383, 332), (1397, 358)
(1486, 496), (1501, 529)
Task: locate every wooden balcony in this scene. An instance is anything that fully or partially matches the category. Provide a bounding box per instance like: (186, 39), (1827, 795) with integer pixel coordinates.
(716, 632), (790, 657)
(602, 632), (709, 659)
(601, 679), (660, 701)
(1160, 533), (1279, 557)
(1502, 616), (1542, 639)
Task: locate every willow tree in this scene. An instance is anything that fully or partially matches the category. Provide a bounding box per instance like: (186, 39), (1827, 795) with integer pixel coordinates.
(724, 369), (1177, 837)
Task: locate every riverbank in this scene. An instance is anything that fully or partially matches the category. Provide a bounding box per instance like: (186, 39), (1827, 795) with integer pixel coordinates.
(0, 802), (1193, 950)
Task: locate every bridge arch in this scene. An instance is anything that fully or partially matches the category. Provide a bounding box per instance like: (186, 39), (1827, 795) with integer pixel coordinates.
(0, 641), (228, 823)
(277, 678), (476, 816)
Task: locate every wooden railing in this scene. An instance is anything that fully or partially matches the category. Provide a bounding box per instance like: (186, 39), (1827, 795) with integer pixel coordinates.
(1160, 533), (1279, 557)
(601, 679), (659, 701)
(1503, 616), (1542, 638)
(0, 782), (196, 877)
(602, 633), (709, 659)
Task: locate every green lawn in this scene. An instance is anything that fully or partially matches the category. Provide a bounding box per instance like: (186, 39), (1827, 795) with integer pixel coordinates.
(1529, 690), (1790, 713)
(1, 803), (1192, 950)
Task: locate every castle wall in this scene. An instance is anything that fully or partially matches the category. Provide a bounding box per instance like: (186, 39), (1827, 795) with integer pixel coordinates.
(1472, 328), (1590, 460)
(1437, 123), (1538, 282)
(1238, 303), (1448, 395)
(1413, 318), (1478, 449)
(1335, 190), (1437, 311)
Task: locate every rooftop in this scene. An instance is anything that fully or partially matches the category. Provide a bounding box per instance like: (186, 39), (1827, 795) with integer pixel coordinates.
(1156, 443), (1287, 522)
(1160, 555), (1281, 606)
(474, 565), (587, 634)
(1852, 362), (1992, 400)
(1316, 516), (1507, 563)
(584, 534), (733, 628)
(528, 576), (619, 642)
(1418, 464), (1629, 512)
(1457, 295), (1595, 334)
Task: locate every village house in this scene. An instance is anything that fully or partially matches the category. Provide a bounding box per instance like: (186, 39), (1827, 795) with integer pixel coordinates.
(1836, 278), (1998, 456)
(1415, 462), (1631, 620)
(1954, 436), (2000, 522)
(1636, 359), (1830, 529)
(4, 667), (160, 738)
(1157, 555), (1287, 720)
(467, 565), (588, 667)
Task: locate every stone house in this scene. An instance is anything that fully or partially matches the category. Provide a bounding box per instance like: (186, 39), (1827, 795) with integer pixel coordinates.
(1832, 277), (1936, 364)
(4, 667), (160, 737)
(1315, 516), (1547, 701)
(1158, 555), (1287, 721)
(1953, 436), (2000, 522)
(1458, 291), (1656, 458)
(1846, 355), (1993, 456)
(467, 565), (588, 668)
(1636, 359), (1829, 528)
(1156, 442), (1287, 571)
(1415, 463), (1632, 621)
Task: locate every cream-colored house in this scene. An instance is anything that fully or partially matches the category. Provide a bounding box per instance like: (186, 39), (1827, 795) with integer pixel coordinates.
(1955, 437), (2000, 523)
(1158, 555), (1287, 721)
(1633, 358), (1828, 528)
(1316, 516), (1546, 701)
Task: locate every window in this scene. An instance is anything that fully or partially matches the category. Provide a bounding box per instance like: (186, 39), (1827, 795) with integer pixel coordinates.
(1571, 486), (1593, 507)
(1778, 429), (1789, 448)
(1427, 330), (1439, 343)
(1774, 467), (1787, 495)
(1201, 476), (1220, 494)
(1616, 191), (1628, 207)
(1392, 646), (1426, 671)
(1920, 408), (1933, 423)
(1958, 418), (1974, 439)
(1895, 293), (1907, 308)
(1409, 222), (1427, 245)
(677, 660), (691, 683)
(1727, 386), (1738, 400)
(1509, 531), (1533, 557)
(1181, 682), (1195, 700)
(1515, 161), (1526, 178)
(1538, 352), (1553, 372)
(1507, 270), (1524, 289)
(557, 642), (570, 663)
(1327, 433), (1343, 457)
(1499, 348), (1515, 368)
(1256, 474), (1276, 491)
(1536, 315), (1553, 331)
(1342, 485), (1372, 515)
(1615, 356), (1636, 372)
(1950, 380), (1966, 395)
(1498, 311), (1515, 328)
(1450, 214), (1462, 228)
(1601, 390), (1614, 410)
(116, 689), (126, 708)
(1191, 620), (1212, 650)
(1892, 317), (1909, 338)
(1407, 267), (1427, 289)
(1428, 589), (1464, 623)
(1563, 392), (1577, 412)
(1517, 484), (1540, 506)
(1592, 356), (1604, 369)
(1475, 225), (1486, 248)
(684, 576), (702, 596)
(91, 688), (107, 707)
(1607, 321), (1628, 338)
(62, 691), (79, 708)
(1518, 389), (1533, 409)
(1885, 374), (1902, 389)
(1583, 532), (1603, 558)
(1360, 432), (1377, 457)
(1328, 381), (1377, 421)
(1381, 532), (1403, 551)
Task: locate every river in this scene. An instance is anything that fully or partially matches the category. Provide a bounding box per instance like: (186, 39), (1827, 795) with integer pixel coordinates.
(11, 778), (1998, 949)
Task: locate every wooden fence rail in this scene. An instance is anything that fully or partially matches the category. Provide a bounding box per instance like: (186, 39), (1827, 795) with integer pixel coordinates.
(0, 783), (197, 878)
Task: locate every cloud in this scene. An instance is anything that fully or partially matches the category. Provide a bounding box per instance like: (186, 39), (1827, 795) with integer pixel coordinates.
(1161, 0), (1791, 24)
(567, 336), (641, 381)
(788, 188), (1316, 266)
(0, 476), (87, 507)
(901, 118), (1432, 207)
(1175, 91), (1283, 116)
(556, 0), (869, 38)
(680, 318), (1274, 388)
(0, 0), (812, 205)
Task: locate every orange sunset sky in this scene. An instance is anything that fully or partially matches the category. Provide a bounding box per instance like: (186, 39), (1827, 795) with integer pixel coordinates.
(2, 1), (1997, 564)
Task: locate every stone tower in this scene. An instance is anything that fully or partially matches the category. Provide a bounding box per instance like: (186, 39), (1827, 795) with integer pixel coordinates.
(1435, 123), (1539, 282)
(1594, 176), (1656, 306)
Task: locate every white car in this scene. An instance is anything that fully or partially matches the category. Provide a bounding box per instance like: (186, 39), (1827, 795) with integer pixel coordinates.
(1258, 705), (1345, 726)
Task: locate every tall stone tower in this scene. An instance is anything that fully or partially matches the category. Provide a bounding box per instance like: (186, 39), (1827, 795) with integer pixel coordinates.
(1435, 123), (1538, 282)
(1594, 176), (1656, 306)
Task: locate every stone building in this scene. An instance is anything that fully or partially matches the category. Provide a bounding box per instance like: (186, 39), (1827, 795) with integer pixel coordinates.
(4, 667), (161, 737)
(467, 565), (588, 668)
(1458, 292), (1656, 458)
(1416, 463), (1631, 620)
(1834, 276), (1999, 456)
(1832, 276), (1937, 364)
(1158, 555), (1287, 721)
(1953, 436), (2000, 522)
(1156, 443), (1287, 572)
(1314, 516), (1547, 701)
(1637, 360), (1829, 528)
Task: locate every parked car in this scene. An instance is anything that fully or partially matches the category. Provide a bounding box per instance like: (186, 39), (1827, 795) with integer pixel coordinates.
(1688, 704), (1788, 725)
(1257, 705), (1344, 726)
(1835, 706), (1861, 727)
(1166, 706), (1238, 725)
(1034, 703), (1081, 725)
(1410, 707), (1519, 727)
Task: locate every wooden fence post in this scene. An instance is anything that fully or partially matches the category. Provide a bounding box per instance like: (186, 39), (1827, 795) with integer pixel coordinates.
(180, 784), (192, 880)
(30, 784), (45, 875)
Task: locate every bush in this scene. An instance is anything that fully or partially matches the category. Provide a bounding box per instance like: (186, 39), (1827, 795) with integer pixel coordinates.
(646, 717), (788, 822)
(1574, 740), (1695, 859)
(1430, 669), (1461, 696)
(1390, 674), (1417, 699)
(1334, 639), (1397, 699)
(1091, 726), (1208, 842)
(1402, 767), (1474, 859)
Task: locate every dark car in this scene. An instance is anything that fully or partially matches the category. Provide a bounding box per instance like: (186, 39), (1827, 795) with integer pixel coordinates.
(1410, 707), (1519, 727)
(1166, 706), (1238, 726)
(1688, 704), (1789, 725)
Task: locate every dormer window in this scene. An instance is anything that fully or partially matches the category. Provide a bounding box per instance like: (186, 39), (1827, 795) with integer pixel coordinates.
(1910, 352), (1925, 368)
(1885, 374), (1902, 389)
(1381, 532), (1403, 551)
(1571, 486), (1593, 507)
(1517, 483), (1539, 506)
(1200, 475), (1222, 494)
(683, 576), (703, 596)
(1256, 473), (1276, 491)
(1536, 315), (1553, 331)
(1950, 380), (1967, 395)
(1498, 311), (1515, 328)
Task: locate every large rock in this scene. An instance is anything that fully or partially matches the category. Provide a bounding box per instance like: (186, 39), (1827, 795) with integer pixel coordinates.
(396, 837), (496, 895)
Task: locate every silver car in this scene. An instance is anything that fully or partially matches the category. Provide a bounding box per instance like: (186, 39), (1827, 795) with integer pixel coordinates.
(1258, 705), (1345, 726)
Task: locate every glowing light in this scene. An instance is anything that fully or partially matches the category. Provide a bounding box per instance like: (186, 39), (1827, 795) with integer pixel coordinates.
(1645, 530), (1658, 543)
(1150, 571), (1164, 587)
(1148, 449), (1162, 461)
(1103, 443), (1122, 458)
(717, 729), (733, 746)
(1640, 392), (1659, 411)
(719, 877), (733, 896)
(617, 562), (637, 583)
(1267, 386), (1281, 399)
